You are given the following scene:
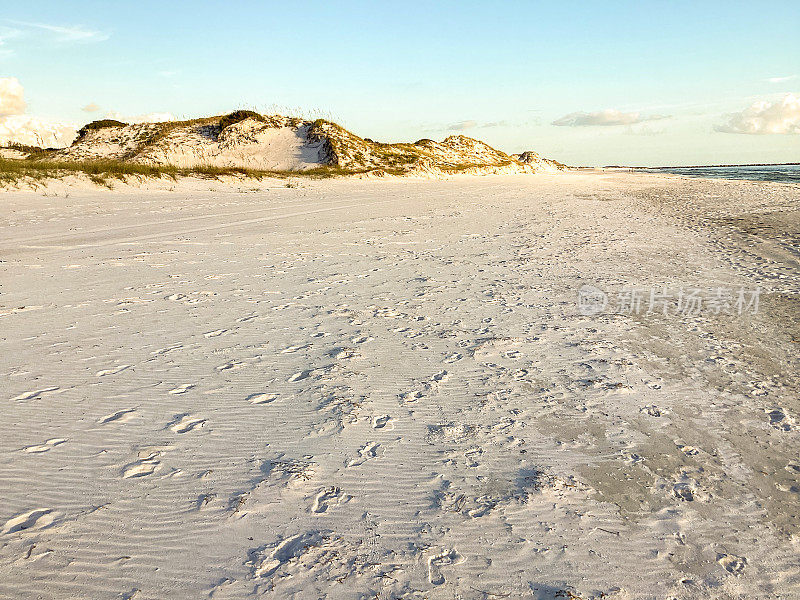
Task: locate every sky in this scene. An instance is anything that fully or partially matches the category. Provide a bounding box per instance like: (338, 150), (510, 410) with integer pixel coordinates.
(0, 0), (799, 165)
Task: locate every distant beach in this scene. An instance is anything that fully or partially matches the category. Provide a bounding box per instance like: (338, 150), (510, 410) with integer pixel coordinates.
(641, 163), (800, 183)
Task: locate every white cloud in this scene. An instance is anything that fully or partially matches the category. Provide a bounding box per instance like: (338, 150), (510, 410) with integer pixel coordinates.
(552, 109), (669, 127)
(423, 119), (512, 133)
(9, 21), (109, 43)
(0, 114), (76, 147)
(0, 26), (22, 42)
(715, 93), (800, 134)
(81, 102), (100, 113)
(0, 27), (21, 58)
(0, 77), (25, 116)
(0, 77), (76, 147)
(766, 75), (797, 84)
(447, 120), (478, 131)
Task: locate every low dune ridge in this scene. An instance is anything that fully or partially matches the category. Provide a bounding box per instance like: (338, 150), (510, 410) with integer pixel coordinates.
(42, 111), (565, 175)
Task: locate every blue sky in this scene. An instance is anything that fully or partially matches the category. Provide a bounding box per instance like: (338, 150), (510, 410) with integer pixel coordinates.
(1, 1), (798, 165)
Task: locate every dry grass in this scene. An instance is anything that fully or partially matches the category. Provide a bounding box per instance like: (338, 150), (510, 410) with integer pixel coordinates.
(0, 157), (371, 187)
(218, 110), (264, 132)
(76, 119), (128, 138)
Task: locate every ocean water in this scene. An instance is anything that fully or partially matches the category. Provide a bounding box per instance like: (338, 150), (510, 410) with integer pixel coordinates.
(644, 164), (800, 183)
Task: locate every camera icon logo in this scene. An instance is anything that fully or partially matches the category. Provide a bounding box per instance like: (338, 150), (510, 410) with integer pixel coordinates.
(577, 285), (608, 316)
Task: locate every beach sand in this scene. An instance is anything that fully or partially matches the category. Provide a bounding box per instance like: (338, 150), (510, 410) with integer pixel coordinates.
(1, 171), (798, 599)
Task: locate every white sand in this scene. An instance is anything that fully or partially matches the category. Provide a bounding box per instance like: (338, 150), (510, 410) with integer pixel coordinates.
(142, 123), (328, 171)
(0, 172), (798, 599)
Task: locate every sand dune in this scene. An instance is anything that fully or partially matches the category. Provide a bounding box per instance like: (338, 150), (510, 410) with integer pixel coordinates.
(39, 111), (564, 175)
(0, 172), (798, 599)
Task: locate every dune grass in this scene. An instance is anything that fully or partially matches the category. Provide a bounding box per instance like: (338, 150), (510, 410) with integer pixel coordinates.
(76, 119), (128, 138)
(0, 157), (367, 187)
(218, 110), (265, 132)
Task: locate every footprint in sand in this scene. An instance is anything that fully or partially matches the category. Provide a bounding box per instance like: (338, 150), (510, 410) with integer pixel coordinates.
(23, 438), (67, 453)
(168, 384), (195, 395)
(427, 548), (465, 585)
(400, 390), (425, 403)
(281, 344), (309, 354)
(1, 508), (59, 535)
(98, 408), (136, 424)
(641, 405), (666, 418)
(96, 365), (131, 377)
(168, 415), (206, 433)
(443, 353), (463, 364)
(151, 344), (183, 356)
(252, 531), (326, 578)
(12, 386), (59, 401)
(288, 370), (312, 382)
(203, 329), (228, 338)
(430, 370), (449, 383)
(331, 347), (356, 360)
(718, 554), (746, 576)
(464, 447), (482, 468)
(216, 360), (243, 371)
(247, 392), (278, 405)
(311, 487), (350, 513)
(767, 407), (797, 432)
(122, 452), (161, 478)
(672, 482), (695, 502)
(347, 441), (380, 467)
(372, 415), (393, 429)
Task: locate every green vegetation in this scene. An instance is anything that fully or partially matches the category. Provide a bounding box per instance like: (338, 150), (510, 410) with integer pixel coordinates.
(0, 154), (524, 188)
(77, 119), (127, 138)
(218, 110), (264, 132)
(1, 111), (549, 187)
(3, 141), (45, 154)
(114, 112), (264, 160)
(0, 157), (379, 187)
(1, 142), (54, 159)
(122, 116), (220, 159)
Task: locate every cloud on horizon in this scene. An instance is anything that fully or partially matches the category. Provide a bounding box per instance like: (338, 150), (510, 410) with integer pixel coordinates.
(552, 109), (669, 127)
(81, 102), (100, 113)
(447, 120), (478, 131)
(715, 93), (800, 134)
(0, 114), (76, 148)
(0, 77), (25, 116)
(0, 27), (22, 58)
(422, 119), (513, 133)
(8, 20), (109, 43)
(0, 77), (76, 147)
(765, 75), (797, 84)
(0, 21), (109, 57)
